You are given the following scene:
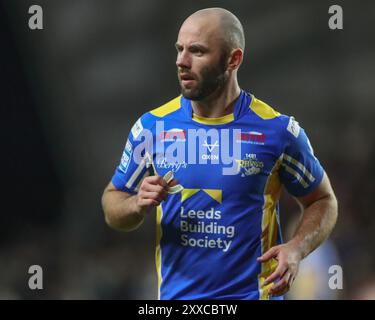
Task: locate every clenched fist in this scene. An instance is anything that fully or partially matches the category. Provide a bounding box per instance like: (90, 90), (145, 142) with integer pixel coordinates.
(136, 175), (179, 209)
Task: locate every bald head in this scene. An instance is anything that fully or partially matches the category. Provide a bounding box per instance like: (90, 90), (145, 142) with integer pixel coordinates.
(182, 8), (245, 53)
(176, 8), (245, 100)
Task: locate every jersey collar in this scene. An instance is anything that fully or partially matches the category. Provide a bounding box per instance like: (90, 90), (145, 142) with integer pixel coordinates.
(181, 89), (252, 125)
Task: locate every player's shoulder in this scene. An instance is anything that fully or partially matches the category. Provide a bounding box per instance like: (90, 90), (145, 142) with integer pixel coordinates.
(249, 94), (301, 138)
(249, 94), (281, 120)
(131, 95), (183, 136)
(148, 95), (182, 118)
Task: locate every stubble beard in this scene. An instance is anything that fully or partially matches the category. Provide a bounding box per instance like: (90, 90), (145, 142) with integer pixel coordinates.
(179, 54), (228, 101)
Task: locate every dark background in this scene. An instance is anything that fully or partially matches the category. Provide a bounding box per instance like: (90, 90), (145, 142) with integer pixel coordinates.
(0, 0), (374, 299)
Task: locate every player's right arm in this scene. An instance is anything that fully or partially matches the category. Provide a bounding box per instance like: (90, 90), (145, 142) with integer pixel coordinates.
(101, 115), (176, 232)
(102, 176), (168, 232)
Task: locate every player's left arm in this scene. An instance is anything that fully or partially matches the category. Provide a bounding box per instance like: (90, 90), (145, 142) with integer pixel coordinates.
(257, 172), (338, 297)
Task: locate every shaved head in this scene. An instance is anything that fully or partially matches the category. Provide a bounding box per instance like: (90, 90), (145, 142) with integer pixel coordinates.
(183, 8), (245, 53)
(176, 8), (245, 100)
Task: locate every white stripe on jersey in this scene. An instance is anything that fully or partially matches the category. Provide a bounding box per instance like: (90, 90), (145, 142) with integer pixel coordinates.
(126, 158), (147, 189)
(282, 153), (315, 183)
(281, 163), (309, 188)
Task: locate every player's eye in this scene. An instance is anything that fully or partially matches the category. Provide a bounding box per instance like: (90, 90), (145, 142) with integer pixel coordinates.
(190, 47), (204, 56)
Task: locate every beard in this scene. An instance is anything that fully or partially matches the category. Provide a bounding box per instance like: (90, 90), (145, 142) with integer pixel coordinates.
(178, 53), (228, 101)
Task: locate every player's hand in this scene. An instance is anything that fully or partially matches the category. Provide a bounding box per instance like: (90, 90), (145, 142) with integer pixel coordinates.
(257, 242), (302, 297)
(136, 176), (179, 209)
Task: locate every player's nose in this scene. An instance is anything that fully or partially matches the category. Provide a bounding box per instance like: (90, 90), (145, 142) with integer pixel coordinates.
(176, 50), (191, 69)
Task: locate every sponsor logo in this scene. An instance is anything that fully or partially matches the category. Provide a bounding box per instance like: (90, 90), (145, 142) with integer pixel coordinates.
(131, 118), (143, 139)
(125, 140), (132, 153)
(156, 156), (187, 172)
(160, 128), (186, 142)
(202, 154), (219, 160)
(202, 140), (219, 152)
(179, 189), (236, 252)
(201, 140), (219, 161)
(236, 131), (266, 145)
(287, 116), (300, 138)
(119, 140), (133, 173)
(236, 153), (264, 177)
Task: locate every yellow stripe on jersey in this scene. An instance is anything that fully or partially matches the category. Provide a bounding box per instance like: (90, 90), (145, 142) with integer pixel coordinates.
(202, 189), (222, 204)
(192, 113), (234, 125)
(258, 157), (283, 299)
(150, 96), (182, 117)
(151, 155), (163, 300)
(181, 189), (222, 203)
(181, 189), (201, 203)
(250, 95), (281, 120)
(155, 204), (163, 300)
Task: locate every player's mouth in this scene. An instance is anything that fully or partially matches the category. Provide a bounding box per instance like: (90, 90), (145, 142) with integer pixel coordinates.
(179, 73), (196, 86)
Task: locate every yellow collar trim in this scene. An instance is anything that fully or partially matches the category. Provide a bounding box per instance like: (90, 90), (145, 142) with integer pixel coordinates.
(192, 113), (234, 125)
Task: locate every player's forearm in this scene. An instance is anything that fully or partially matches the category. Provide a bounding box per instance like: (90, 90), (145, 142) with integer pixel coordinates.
(288, 193), (338, 260)
(102, 191), (146, 232)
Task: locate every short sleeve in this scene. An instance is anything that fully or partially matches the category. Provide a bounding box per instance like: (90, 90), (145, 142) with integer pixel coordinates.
(111, 117), (154, 194)
(279, 117), (324, 197)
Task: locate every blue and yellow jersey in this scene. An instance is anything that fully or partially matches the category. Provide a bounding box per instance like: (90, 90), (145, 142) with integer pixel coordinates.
(111, 90), (324, 300)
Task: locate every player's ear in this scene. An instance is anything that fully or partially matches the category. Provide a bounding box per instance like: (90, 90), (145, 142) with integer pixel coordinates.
(227, 48), (243, 71)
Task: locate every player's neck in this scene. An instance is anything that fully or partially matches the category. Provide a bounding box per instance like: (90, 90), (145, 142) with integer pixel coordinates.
(191, 80), (241, 118)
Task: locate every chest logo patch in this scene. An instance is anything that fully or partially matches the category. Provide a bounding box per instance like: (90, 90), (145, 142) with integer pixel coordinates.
(236, 153), (264, 177)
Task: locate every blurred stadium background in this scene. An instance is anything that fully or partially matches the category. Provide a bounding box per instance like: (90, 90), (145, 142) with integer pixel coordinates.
(1, 0), (374, 299)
